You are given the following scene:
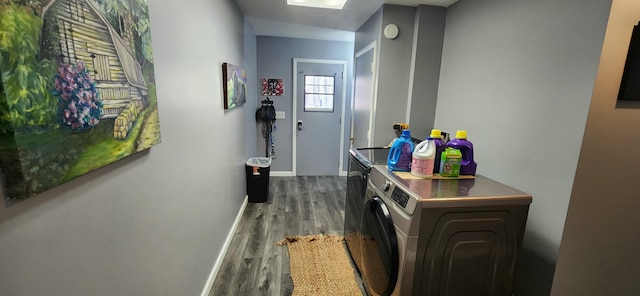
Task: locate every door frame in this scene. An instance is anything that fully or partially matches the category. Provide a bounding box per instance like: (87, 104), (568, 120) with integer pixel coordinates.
(351, 41), (379, 149)
(292, 58), (348, 176)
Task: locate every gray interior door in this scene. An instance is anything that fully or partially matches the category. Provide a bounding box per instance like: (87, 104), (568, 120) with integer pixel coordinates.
(296, 62), (343, 176)
(352, 48), (375, 149)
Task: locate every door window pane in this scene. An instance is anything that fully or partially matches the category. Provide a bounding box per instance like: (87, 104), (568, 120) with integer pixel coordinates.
(304, 75), (334, 112)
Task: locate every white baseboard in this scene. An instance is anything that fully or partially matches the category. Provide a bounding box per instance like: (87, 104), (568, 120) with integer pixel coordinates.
(271, 171), (294, 177)
(339, 171), (347, 177)
(200, 195), (248, 296)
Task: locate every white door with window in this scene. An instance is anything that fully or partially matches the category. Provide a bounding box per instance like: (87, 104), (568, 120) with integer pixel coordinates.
(295, 61), (344, 176)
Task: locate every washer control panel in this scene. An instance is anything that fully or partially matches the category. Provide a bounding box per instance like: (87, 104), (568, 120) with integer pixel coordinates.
(369, 165), (418, 215)
(391, 187), (410, 208)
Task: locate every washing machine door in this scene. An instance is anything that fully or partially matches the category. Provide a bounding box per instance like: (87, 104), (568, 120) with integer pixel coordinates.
(361, 196), (399, 296)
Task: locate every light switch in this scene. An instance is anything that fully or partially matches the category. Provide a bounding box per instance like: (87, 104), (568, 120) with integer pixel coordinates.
(275, 111), (285, 119)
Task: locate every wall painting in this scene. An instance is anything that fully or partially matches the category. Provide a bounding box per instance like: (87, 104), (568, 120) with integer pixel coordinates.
(0, 0), (161, 202)
(222, 63), (247, 110)
(262, 78), (284, 96)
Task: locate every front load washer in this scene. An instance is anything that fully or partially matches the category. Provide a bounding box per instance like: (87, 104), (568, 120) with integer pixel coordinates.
(360, 165), (531, 296)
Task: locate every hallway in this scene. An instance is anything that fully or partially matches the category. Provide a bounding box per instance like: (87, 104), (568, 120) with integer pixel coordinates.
(209, 176), (349, 295)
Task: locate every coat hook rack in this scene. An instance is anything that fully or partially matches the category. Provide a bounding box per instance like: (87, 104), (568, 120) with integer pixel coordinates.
(261, 98), (273, 105)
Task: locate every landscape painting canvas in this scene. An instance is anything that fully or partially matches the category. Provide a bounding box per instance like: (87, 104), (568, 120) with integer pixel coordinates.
(0, 0), (161, 201)
(222, 63), (247, 110)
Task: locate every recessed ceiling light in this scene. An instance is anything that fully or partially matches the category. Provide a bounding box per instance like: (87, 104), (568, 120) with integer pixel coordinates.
(286, 0), (347, 10)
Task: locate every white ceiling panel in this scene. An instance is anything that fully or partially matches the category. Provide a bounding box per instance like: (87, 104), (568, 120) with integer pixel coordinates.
(235, 0), (458, 32)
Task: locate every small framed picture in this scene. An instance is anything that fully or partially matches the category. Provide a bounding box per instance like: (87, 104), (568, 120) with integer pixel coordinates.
(262, 78), (284, 96)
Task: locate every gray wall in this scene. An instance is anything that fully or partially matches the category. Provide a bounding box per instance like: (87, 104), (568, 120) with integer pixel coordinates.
(355, 5), (444, 146)
(0, 0), (257, 295)
(256, 36), (354, 173)
(408, 5), (445, 139)
(435, 0), (611, 295)
(245, 21), (259, 158)
(373, 5), (417, 146)
(355, 8), (382, 53)
(552, 0), (640, 294)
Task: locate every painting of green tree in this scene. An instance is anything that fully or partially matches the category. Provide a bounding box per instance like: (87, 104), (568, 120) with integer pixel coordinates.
(0, 0), (161, 200)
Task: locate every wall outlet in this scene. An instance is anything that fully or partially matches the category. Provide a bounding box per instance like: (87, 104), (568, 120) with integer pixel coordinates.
(275, 111), (285, 119)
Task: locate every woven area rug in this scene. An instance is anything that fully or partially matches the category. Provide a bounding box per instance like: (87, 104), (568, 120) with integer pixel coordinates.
(277, 234), (362, 296)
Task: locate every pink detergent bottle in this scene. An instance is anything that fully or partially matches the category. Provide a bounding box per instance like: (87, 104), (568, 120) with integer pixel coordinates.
(446, 130), (477, 175)
(411, 139), (436, 178)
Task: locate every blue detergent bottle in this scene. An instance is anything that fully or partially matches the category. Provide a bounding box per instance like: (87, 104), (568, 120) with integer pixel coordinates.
(446, 130), (477, 175)
(387, 130), (414, 172)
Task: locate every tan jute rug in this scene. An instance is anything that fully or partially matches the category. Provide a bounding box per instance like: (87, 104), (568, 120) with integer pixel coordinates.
(277, 234), (362, 296)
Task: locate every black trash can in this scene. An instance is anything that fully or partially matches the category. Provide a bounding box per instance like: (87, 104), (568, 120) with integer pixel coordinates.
(245, 157), (272, 203)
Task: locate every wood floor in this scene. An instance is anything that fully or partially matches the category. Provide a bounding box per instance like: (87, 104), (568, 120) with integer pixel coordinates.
(209, 176), (359, 296)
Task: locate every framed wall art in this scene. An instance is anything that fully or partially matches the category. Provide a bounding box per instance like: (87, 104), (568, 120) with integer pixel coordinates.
(222, 63), (247, 110)
(262, 78), (284, 96)
(0, 0), (162, 201)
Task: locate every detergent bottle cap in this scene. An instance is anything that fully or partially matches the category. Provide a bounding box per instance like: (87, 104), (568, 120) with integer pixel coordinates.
(455, 130), (467, 139)
(429, 129), (442, 138)
(401, 130), (411, 138)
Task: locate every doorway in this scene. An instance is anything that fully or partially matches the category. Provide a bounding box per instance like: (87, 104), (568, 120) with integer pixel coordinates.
(351, 41), (377, 149)
(293, 59), (347, 176)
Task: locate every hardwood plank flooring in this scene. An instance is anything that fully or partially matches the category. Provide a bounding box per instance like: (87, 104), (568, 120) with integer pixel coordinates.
(209, 176), (361, 296)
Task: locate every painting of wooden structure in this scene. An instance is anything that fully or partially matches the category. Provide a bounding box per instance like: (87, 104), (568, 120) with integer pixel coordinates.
(0, 0), (161, 201)
(42, 0), (150, 138)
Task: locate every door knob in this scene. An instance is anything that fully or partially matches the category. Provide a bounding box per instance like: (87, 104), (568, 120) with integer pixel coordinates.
(297, 120), (303, 131)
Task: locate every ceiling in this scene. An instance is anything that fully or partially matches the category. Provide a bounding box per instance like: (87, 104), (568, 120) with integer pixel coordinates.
(234, 0), (459, 32)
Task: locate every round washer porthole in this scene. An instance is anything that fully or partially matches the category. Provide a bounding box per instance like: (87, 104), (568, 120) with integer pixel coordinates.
(361, 196), (399, 295)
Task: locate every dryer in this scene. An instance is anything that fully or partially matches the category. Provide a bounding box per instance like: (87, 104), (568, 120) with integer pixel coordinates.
(360, 165), (531, 296)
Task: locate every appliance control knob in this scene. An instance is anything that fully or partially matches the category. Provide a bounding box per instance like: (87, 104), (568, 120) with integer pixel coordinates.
(382, 181), (391, 192)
